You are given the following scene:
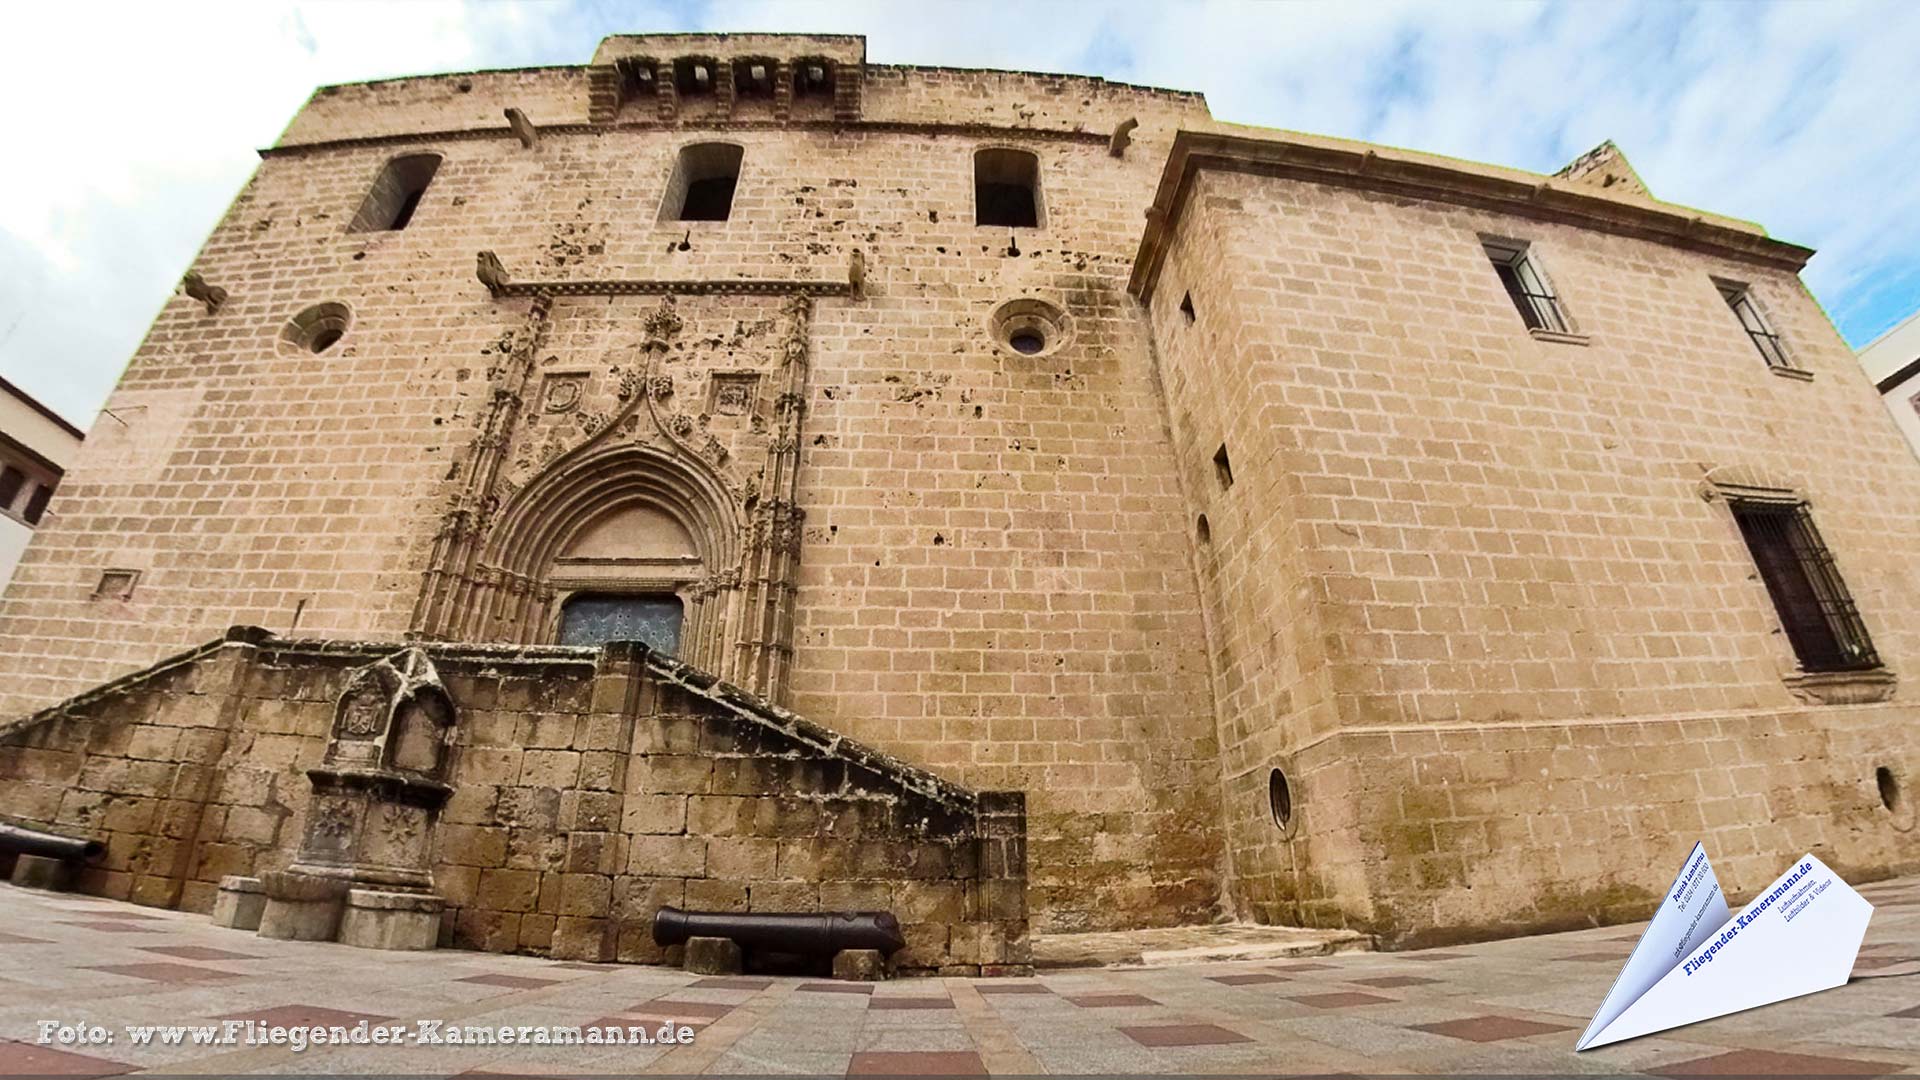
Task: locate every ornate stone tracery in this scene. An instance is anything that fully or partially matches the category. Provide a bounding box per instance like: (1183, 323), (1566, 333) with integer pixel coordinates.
(410, 283), (820, 704)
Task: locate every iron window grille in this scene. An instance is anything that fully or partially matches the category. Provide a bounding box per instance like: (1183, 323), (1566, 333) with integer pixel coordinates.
(1716, 282), (1794, 371)
(1728, 499), (1879, 672)
(1483, 240), (1570, 333)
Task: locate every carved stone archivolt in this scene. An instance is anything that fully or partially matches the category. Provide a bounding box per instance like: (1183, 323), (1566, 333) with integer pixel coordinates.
(411, 285), (820, 704)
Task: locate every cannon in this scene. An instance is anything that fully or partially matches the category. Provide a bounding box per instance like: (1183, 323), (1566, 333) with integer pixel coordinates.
(0, 822), (105, 862)
(0, 822), (105, 891)
(652, 906), (907, 957)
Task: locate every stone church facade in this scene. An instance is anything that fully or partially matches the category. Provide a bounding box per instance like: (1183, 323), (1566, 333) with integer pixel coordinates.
(1, 34), (1915, 957)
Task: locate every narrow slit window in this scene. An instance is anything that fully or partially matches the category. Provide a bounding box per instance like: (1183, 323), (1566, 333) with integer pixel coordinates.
(22, 482), (53, 525)
(1213, 444), (1234, 490)
(661, 143), (743, 222)
(348, 153), (442, 233)
(1179, 293), (1196, 324)
(1483, 239), (1569, 333)
(975, 148), (1041, 228)
(1729, 499), (1879, 672)
(0, 466), (23, 512)
(1716, 280), (1794, 371)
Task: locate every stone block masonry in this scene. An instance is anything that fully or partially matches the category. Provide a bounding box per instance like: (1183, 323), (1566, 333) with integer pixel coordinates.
(0, 631), (1029, 974)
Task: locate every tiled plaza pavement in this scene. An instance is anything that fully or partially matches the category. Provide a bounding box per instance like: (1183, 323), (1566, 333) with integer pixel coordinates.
(1, 876), (1917, 1076)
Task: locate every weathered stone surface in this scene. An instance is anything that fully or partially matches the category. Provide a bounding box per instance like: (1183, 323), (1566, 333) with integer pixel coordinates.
(338, 889), (443, 951)
(256, 872), (347, 941)
(210, 875), (266, 930)
(683, 934), (743, 975)
(831, 948), (888, 982)
(9, 854), (75, 891)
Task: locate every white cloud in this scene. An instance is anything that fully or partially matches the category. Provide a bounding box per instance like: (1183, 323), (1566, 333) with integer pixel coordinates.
(3, 0), (1916, 425)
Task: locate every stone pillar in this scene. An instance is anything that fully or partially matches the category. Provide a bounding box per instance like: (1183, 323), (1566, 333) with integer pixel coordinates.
(339, 889), (444, 951)
(9, 853), (75, 891)
(257, 871), (347, 941)
(211, 875), (266, 930)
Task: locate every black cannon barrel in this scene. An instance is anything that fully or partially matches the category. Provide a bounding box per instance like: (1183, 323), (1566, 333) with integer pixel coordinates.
(0, 823), (105, 862)
(653, 906), (906, 956)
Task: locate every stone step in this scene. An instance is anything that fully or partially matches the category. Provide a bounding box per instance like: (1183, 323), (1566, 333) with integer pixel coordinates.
(1033, 923), (1373, 970)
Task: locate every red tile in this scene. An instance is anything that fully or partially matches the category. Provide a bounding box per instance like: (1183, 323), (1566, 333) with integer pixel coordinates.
(1351, 975), (1441, 988)
(456, 973), (563, 990)
(869, 998), (954, 1010)
(138, 946), (263, 961)
(1652, 1049), (1903, 1076)
(1400, 951), (1468, 962)
(0, 933), (49, 945)
(797, 982), (874, 994)
(1557, 951), (1631, 962)
(55, 922), (160, 934)
(1209, 972), (1285, 985)
(849, 1050), (986, 1076)
(1065, 993), (1159, 1008)
(218, 1006), (392, 1027)
(1289, 992), (1397, 1008)
(0, 1040), (132, 1077)
(1852, 954), (1917, 970)
(974, 982), (1051, 994)
(1889, 1003), (1920, 1018)
(685, 976), (773, 990)
(1413, 1015), (1575, 1042)
(85, 963), (242, 984)
(1120, 1023), (1253, 1048)
(625, 1000), (733, 1019)
(581, 1016), (708, 1038)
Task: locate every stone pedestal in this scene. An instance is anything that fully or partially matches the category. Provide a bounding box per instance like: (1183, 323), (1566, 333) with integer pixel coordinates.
(683, 935), (743, 975)
(8, 853), (75, 891)
(257, 871), (348, 941)
(832, 948), (889, 982)
(211, 876), (266, 930)
(339, 889), (443, 950)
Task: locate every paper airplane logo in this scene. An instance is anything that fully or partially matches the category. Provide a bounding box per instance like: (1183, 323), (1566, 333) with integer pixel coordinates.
(1577, 843), (1873, 1050)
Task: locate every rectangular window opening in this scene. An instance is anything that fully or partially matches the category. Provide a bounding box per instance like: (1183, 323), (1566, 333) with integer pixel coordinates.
(1716, 280), (1794, 371)
(0, 466), (23, 511)
(1213, 444), (1234, 490)
(975, 148), (1041, 228)
(661, 143), (744, 223)
(1729, 499), (1879, 673)
(22, 483), (53, 525)
(1482, 238), (1569, 333)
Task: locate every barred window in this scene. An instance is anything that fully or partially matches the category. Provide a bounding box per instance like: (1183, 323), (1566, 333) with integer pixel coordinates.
(1729, 500), (1878, 672)
(1716, 281), (1793, 371)
(1483, 239), (1570, 333)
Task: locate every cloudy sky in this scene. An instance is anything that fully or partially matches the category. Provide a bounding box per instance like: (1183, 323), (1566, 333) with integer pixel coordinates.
(3, 0), (1917, 428)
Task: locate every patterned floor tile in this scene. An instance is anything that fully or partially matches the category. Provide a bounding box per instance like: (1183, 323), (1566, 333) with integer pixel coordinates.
(1269, 961), (1337, 972)
(848, 1050), (986, 1075)
(1065, 993), (1160, 1008)
(869, 998), (954, 1010)
(626, 999), (733, 1018)
(547, 961), (616, 972)
(0, 932), (49, 944)
(1558, 951), (1632, 962)
(1352, 975), (1442, 988)
(0, 1040), (132, 1077)
(1412, 1015), (1576, 1042)
(1400, 951), (1469, 962)
(54, 921), (160, 933)
(86, 962), (242, 984)
(1650, 1048), (1904, 1076)
(1290, 992), (1398, 1008)
(1209, 972), (1286, 985)
(217, 1005), (393, 1027)
(973, 982), (1051, 994)
(796, 982), (875, 994)
(1119, 1023), (1253, 1048)
(137, 945), (262, 961)
(456, 973), (564, 990)
(685, 976), (773, 990)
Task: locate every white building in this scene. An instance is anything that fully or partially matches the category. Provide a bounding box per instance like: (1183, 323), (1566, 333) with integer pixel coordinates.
(0, 377), (84, 589)
(1859, 309), (1920, 460)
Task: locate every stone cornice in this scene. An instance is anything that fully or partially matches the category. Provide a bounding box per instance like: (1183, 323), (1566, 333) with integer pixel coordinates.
(493, 277), (852, 300)
(1128, 130), (1815, 299)
(260, 117), (1109, 159)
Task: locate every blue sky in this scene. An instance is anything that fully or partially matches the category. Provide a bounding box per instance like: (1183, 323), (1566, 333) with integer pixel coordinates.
(3, 0), (1917, 426)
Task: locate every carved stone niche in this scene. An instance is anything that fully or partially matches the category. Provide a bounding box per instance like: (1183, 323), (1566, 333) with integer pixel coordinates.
(260, 649), (456, 947)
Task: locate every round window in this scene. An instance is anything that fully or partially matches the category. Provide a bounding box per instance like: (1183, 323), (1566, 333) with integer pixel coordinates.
(283, 302), (352, 355)
(1268, 767), (1293, 830)
(987, 297), (1070, 358)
